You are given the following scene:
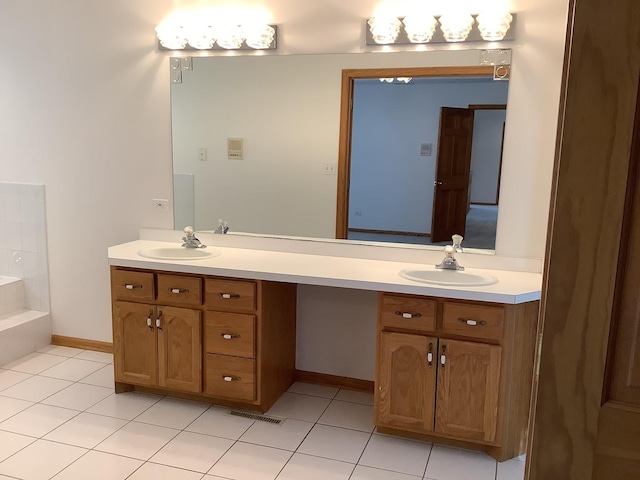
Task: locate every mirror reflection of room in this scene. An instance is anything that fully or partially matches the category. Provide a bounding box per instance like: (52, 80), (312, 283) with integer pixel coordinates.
(348, 77), (507, 250)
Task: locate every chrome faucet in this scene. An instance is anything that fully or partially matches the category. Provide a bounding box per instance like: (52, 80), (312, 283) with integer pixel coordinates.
(181, 226), (206, 248)
(214, 219), (229, 234)
(436, 235), (464, 271)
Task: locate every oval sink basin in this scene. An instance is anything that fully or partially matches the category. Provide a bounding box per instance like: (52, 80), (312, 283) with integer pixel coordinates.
(137, 247), (219, 261)
(399, 268), (498, 286)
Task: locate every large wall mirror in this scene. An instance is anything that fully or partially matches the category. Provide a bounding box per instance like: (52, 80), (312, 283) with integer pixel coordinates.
(171, 50), (509, 253)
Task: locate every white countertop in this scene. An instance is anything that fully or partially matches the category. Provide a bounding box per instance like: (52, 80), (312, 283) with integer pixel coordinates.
(108, 240), (542, 304)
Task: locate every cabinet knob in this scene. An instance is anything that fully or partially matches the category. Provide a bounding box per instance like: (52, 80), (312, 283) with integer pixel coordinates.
(427, 342), (434, 368)
(156, 311), (163, 330)
(170, 288), (189, 294)
(440, 345), (447, 368)
(123, 283), (142, 290)
(395, 311), (422, 319)
(146, 310), (154, 331)
(222, 375), (240, 382)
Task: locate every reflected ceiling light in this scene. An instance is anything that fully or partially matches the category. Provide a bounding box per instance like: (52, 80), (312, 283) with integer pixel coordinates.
(476, 11), (513, 41)
(379, 77), (412, 83)
(402, 15), (438, 43)
(367, 16), (402, 44)
(438, 12), (475, 42)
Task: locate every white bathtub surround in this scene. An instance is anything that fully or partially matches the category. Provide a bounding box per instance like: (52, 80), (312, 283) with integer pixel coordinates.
(0, 182), (50, 311)
(0, 183), (52, 366)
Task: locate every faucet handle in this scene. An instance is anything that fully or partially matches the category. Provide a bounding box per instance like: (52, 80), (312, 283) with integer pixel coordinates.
(451, 234), (463, 253)
(184, 226), (194, 235)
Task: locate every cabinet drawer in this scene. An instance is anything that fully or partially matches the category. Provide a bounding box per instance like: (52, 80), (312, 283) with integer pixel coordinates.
(204, 354), (255, 402)
(380, 294), (436, 332)
(157, 274), (202, 307)
(111, 269), (155, 302)
(205, 312), (255, 358)
(205, 279), (256, 312)
(442, 302), (505, 341)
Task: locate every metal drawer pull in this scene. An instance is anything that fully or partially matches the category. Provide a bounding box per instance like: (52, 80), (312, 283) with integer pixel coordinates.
(147, 310), (154, 330)
(170, 288), (189, 294)
(221, 333), (240, 340)
(427, 342), (434, 368)
(395, 311), (422, 319)
(222, 375), (241, 382)
(458, 317), (487, 326)
(440, 345), (447, 368)
(156, 311), (163, 330)
(124, 283), (142, 290)
(220, 293), (241, 299)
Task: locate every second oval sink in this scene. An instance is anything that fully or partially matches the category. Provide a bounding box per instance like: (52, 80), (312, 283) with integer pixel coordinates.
(137, 247), (219, 261)
(399, 268), (498, 286)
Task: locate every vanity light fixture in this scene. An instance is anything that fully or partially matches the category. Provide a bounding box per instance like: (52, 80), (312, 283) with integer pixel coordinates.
(155, 20), (277, 51)
(476, 10), (514, 41)
(366, 10), (514, 45)
(367, 16), (402, 44)
(438, 12), (475, 42)
(402, 14), (438, 43)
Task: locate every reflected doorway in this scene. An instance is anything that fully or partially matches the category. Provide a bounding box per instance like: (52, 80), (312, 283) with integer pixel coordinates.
(335, 67), (508, 250)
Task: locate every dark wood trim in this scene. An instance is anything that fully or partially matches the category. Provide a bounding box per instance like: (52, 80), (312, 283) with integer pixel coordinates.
(468, 104), (507, 111)
(347, 227), (430, 238)
(470, 202), (499, 207)
(336, 65), (496, 240)
(51, 335), (114, 353)
(294, 370), (374, 393)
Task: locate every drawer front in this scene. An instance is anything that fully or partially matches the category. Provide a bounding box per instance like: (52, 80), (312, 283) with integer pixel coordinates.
(205, 279), (257, 312)
(442, 302), (505, 341)
(204, 354), (256, 402)
(205, 311), (256, 358)
(157, 274), (202, 307)
(380, 294), (437, 332)
(111, 269), (155, 302)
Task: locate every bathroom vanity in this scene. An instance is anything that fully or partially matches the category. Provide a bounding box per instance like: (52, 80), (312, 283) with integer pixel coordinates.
(108, 237), (541, 461)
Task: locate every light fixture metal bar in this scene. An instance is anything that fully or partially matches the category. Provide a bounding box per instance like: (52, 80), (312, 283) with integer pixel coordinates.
(365, 14), (516, 46)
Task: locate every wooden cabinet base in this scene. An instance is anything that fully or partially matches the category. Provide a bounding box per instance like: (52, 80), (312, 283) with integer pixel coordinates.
(377, 426), (522, 462)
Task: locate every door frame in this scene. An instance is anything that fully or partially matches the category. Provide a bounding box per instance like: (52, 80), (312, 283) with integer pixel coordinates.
(526, 0), (640, 478)
(335, 65), (495, 239)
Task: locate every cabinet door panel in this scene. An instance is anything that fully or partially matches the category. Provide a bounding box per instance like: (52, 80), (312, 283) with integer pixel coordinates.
(113, 301), (157, 386)
(377, 332), (437, 432)
(157, 306), (202, 393)
(435, 339), (501, 442)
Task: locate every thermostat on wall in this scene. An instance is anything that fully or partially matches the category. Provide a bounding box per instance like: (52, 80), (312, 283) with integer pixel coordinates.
(228, 138), (244, 160)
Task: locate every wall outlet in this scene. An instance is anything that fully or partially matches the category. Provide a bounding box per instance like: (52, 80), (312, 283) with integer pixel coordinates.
(152, 198), (169, 210)
(324, 163), (337, 175)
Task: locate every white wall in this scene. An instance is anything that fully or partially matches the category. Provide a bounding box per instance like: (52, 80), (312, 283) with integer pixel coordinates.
(470, 110), (507, 204)
(0, 0), (568, 381)
(349, 78), (508, 234)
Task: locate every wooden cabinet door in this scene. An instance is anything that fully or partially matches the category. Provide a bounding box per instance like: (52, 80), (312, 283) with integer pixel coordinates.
(157, 305), (202, 393)
(113, 301), (157, 386)
(377, 332), (437, 432)
(435, 339), (501, 442)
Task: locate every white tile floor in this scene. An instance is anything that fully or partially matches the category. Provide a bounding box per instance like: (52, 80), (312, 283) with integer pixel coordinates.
(0, 348), (526, 480)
